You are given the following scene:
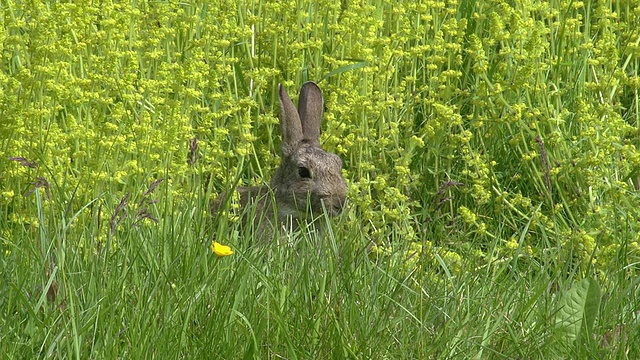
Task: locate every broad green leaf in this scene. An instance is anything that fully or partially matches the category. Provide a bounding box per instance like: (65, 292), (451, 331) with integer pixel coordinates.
(555, 277), (602, 343)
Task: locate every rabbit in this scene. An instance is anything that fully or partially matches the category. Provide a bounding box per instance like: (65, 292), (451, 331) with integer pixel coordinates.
(212, 81), (347, 236)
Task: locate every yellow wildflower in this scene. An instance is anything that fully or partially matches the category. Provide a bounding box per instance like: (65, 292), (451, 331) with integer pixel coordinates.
(211, 241), (233, 257)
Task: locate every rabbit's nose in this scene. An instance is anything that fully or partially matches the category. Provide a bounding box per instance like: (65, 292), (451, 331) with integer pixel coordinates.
(329, 196), (346, 214)
(320, 195), (345, 215)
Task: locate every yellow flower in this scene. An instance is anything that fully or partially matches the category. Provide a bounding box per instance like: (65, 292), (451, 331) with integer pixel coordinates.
(211, 241), (233, 257)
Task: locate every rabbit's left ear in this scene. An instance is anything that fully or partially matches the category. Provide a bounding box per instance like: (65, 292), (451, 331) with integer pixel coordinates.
(298, 81), (323, 145)
(279, 84), (304, 156)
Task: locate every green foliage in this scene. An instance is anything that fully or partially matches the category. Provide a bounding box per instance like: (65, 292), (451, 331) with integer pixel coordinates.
(556, 277), (602, 346)
(2, 0), (640, 358)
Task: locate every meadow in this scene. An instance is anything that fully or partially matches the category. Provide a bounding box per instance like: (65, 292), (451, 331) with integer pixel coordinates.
(1, 0), (639, 358)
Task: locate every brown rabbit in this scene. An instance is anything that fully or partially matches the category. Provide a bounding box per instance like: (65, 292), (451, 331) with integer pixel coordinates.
(212, 81), (347, 236)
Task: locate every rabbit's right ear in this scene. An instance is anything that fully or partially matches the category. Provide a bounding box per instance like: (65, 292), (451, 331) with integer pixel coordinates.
(279, 84), (304, 156)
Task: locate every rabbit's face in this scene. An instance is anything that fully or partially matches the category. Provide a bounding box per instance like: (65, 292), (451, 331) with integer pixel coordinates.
(272, 142), (347, 220)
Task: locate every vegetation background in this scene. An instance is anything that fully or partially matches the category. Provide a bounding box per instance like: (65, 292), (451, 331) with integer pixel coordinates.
(1, 0), (639, 358)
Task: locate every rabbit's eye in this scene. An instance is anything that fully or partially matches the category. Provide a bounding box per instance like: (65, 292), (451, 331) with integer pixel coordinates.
(298, 166), (312, 179)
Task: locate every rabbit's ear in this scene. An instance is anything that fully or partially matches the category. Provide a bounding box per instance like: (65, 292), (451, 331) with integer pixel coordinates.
(279, 84), (304, 156)
(298, 81), (323, 145)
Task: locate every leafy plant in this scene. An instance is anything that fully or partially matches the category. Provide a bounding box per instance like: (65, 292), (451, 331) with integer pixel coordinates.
(555, 277), (603, 349)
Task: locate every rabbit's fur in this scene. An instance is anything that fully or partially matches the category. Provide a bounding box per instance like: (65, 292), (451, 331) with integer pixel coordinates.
(212, 81), (347, 236)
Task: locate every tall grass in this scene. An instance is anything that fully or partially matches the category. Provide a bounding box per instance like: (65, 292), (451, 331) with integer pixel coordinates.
(1, 0), (639, 358)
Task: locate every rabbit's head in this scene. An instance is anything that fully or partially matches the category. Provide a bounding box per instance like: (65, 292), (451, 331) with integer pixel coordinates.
(270, 82), (347, 223)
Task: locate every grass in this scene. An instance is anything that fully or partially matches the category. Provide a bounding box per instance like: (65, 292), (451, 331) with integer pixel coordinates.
(2, 0), (640, 358)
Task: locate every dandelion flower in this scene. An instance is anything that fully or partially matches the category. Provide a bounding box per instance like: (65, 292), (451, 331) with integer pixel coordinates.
(211, 241), (233, 257)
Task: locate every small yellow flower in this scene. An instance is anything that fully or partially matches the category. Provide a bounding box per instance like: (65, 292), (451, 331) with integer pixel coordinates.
(211, 241), (233, 257)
